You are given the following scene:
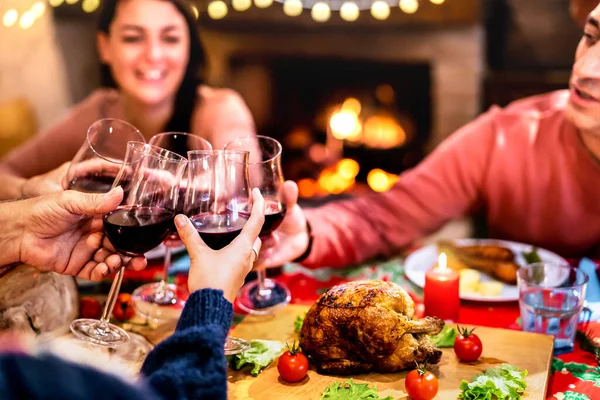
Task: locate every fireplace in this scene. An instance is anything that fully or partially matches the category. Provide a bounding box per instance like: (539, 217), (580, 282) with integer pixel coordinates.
(230, 54), (432, 196)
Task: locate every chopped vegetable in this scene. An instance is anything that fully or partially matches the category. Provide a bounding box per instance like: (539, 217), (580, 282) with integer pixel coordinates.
(458, 364), (528, 400)
(428, 326), (457, 348)
(294, 313), (306, 334)
(227, 340), (285, 376)
(522, 247), (542, 264)
(321, 379), (393, 400)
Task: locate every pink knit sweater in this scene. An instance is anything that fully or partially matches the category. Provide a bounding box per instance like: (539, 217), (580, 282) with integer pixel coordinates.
(302, 90), (600, 267)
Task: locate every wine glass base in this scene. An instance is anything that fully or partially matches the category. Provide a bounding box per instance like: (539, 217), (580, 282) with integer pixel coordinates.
(235, 278), (291, 315)
(225, 337), (250, 355)
(132, 282), (188, 322)
(70, 319), (130, 348)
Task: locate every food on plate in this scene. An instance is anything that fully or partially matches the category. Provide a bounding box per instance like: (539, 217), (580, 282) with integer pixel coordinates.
(405, 363), (439, 400)
(454, 326), (483, 362)
(458, 364), (528, 400)
(437, 240), (520, 284)
(459, 269), (503, 297)
(522, 247), (541, 264)
(277, 341), (309, 383)
(300, 280), (444, 375)
(112, 293), (135, 321)
(428, 325), (457, 348)
(227, 339), (285, 376)
(321, 379), (392, 400)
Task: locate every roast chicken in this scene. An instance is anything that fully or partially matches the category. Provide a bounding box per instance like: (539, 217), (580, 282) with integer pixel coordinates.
(300, 280), (444, 375)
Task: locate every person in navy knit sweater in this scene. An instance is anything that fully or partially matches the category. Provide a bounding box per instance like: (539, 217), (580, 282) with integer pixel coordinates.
(0, 188), (265, 400)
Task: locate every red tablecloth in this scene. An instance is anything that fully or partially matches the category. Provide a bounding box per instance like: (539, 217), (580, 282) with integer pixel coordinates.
(122, 256), (600, 400)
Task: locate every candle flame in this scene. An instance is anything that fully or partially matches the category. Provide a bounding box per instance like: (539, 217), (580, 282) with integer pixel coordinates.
(438, 252), (447, 271)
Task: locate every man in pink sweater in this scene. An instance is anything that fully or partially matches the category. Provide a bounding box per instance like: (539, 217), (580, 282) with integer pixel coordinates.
(259, 3), (600, 269)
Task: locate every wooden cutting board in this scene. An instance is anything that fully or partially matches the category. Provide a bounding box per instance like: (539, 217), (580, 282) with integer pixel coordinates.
(228, 304), (554, 400)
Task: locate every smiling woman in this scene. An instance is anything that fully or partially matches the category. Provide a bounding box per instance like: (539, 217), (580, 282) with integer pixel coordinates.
(0, 0), (257, 200)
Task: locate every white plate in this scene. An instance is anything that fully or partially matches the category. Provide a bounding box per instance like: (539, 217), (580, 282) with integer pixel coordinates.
(404, 239), (568, 302)
(145, 243), (187, 260)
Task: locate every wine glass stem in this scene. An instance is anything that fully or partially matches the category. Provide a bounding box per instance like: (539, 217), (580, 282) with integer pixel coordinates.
(100, 266), (125, 323)
(161, 246), (172, 288)
(257, 269), (267, 291)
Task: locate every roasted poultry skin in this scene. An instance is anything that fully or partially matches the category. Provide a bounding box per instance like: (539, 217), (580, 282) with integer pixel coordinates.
(299, 280), (444, 375)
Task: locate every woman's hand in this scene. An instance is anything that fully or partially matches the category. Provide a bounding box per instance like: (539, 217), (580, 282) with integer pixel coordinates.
(176, 188), (265, 303)
(17, 187), (146, 280)
(254, 181), (310, 269)
(20, 162), (70, 198)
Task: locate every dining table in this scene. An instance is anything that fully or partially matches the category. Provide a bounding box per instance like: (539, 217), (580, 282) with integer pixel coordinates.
(106, 247), (600, 400)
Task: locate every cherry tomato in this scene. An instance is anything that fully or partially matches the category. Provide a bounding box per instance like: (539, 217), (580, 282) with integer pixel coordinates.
(454, 326), (483, 362)
(277, 342), (309, 383)
(112, 293), (135, 321)
(405, 363), (439, 400)
(79, 297), (102, 319)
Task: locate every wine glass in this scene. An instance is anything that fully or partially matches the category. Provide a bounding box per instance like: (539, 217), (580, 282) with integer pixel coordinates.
(66, 118), (144, 193)
(132, 133), (212, 322)
(70, 142), (188, 347)
(224, 136), (291, 315)
(185, 149), (251, 355)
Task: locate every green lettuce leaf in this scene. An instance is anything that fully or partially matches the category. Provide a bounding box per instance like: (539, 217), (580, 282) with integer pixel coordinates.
(429, 326), (458, 348)
(458, 364), (528, 400)
(294, 313), (306, 334)
(321, 379), (393, 400)
(227, 339), (285, 376)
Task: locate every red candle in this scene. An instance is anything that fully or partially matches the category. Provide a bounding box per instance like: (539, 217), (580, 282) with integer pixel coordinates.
(424, 253), (460, 321)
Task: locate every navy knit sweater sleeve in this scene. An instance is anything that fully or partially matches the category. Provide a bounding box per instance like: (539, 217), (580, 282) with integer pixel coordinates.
(141, 288), (232, 400)
(0, 289), (232, 400)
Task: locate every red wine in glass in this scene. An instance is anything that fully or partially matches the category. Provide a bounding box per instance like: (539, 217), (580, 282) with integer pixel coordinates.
(104, 205), (175, 256)
(190, 211), (248, 250)
(260, 200), (286, 238)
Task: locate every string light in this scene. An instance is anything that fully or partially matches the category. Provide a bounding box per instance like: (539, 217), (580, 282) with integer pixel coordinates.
(399, 0), (418, 14)
(81, 0), (100, 13)
(340, 2), (359, 22)
(65, 0), (80, 4)
(31, 2), (46, 19)
(283, 0), (303, 16)
(2, 9), (18, 27)
(191, 4), (200, 18)
(430, 0), (444, 4)
(19, 11), (35, 29)
(49, 0), (65, 6)
(370, 0), (390, 20)
(207, 0), (228, 19)
(232, 0), (252, 12)
(254, 0), (273, 8)
(311, 2), (330, 22)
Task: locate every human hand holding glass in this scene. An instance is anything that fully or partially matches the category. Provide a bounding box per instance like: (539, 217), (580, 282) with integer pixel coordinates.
(184, 149), (254, 354)
(224, 136), (291, 315)
(70, 142), (188, 347)
(132, 132), (212, 321)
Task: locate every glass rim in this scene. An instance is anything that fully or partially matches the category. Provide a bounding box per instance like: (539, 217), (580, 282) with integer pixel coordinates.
(518, 262), (589, 287)
(126, 141), (189, 164)
(86, 118), (144, 164)
(149, 132), (212, 149)
(187, 149), (250, 160)
(224, 135), (282, 165)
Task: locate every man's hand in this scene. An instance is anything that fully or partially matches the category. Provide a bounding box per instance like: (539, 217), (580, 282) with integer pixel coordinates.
(21, 162), (70, 198)
(18, 187), (146, 281)
(254, 181), (310, 270)
(176, 188), (265, 303)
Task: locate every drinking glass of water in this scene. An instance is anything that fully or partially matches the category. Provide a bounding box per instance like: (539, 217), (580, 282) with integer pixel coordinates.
(517, 262), (588, 354)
